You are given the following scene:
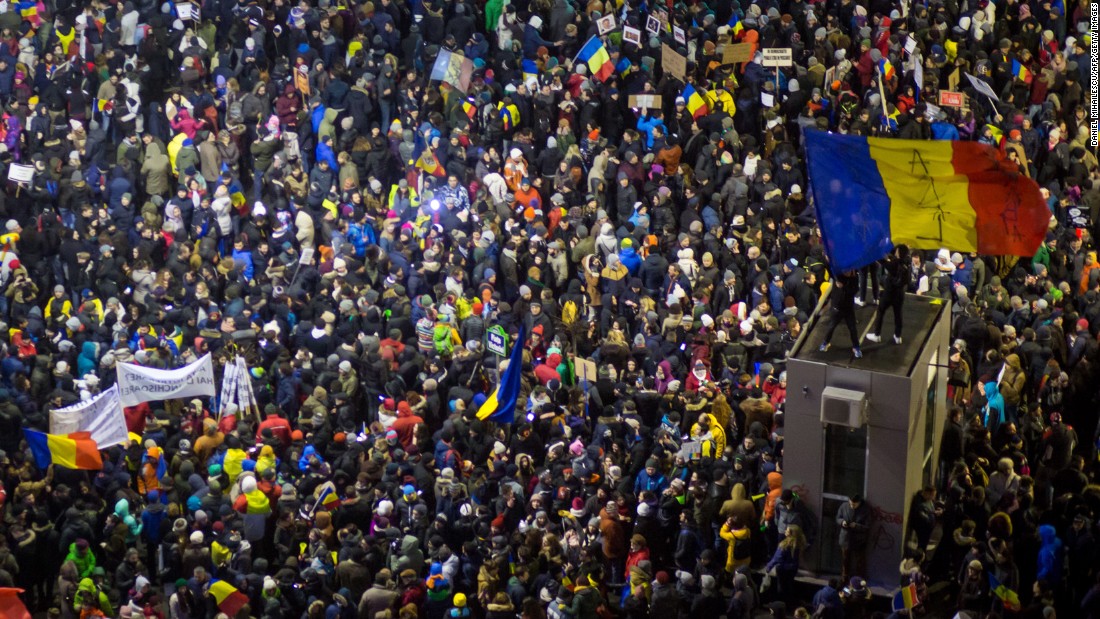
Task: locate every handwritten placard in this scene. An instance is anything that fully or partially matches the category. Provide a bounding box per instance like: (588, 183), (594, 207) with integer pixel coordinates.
(723, 42), (753, 63)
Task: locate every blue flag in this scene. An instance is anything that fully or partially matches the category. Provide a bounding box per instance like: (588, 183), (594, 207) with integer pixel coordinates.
(476, 326), (526, 423)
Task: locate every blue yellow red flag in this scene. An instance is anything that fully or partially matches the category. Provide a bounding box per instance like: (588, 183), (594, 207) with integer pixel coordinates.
(878, 57), (895, 80)
(804, 130), (1050, 272)
(476, 326), (527, 423)
(575, 36), (614, 82)
(681, 84), (709, 119)
(1011, 59), (1033, 84)
(24, 430), (102, 470)
(988, 574), (1021, 612)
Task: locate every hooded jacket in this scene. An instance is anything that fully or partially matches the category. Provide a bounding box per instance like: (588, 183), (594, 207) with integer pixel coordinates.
(1037, 524), (1063, 584)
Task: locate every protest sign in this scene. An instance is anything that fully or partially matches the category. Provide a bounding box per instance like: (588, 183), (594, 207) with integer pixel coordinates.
(118, 354), (216, 407)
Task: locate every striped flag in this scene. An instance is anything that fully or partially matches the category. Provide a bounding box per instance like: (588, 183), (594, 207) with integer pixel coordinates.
(476, 326), (527, 422)
(314, 480), (341, 511)
(209, 580), (249, 616)
(891, 583), (919, 612)
(522, 59), (539, 84)
(878, 57), (896, 80)
(989, 574), (1021, 612)
(24, 430), (102, 470)
(1011, 59), (1033, 84)
(681, 83), (709, 119)
(727, 13), (744, 36)
(575, 36), (614, 82)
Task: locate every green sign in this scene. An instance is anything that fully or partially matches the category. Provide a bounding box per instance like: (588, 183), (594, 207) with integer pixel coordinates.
(486, 326), (509, 356)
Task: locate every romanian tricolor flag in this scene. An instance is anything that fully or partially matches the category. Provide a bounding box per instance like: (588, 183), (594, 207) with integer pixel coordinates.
(476, 326), (526, 422)
(1012, 59), (1033, 84)
(575, 36), (614, 82)
(462, 98), (477, 120)
(803, 130), (1051, 272)
(681, 84), (709, 119)
(522, 59), (539, 84)
(315, 480), (341, 511)
(989, 574), (1021, 612)
(416, 150), (446, 178)
(16, 0), (40, 25)
(24, 430), (102, 470)
(209, 580), (249, 616)
(891, 584), (919, 612)
(498, 102), (520, 131)
(727, 13), (744, 37)
(878, 57), (895, 80)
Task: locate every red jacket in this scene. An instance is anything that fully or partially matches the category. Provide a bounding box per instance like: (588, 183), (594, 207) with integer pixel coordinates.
(390, 403), (423, 449)
(255, 415), (292, 445)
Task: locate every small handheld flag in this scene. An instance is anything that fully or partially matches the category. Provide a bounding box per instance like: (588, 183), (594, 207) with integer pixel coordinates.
(989, 574), (1021, 612)
(522, 59), (539, 84)
(681, 84), (709, 119)
(314, 480), (341, 512)
(24, 430), (102, 470)
(727, 13), (744, 36)
(878, 57), (896, 81)
(476, 326), (527, 423)
(575, 36), (615, 82)
(1011, 59), (1033, 84)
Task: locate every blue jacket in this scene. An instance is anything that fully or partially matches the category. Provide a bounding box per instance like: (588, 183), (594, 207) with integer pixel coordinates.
(634, 469), (668, 494)
(766, 546), (800, 574)
(1037, 524), (1063, 584)
(522, 24), (554, 59)
(636, 115), (667, 149)
(983, 381), (1005, 435)
(315, 141), (339, 172)
(618, 247), (641, 275)
(231, 248), (255, 281)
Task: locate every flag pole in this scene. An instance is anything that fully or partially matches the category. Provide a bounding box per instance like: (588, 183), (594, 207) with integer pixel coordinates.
(877, 65), (889, 132)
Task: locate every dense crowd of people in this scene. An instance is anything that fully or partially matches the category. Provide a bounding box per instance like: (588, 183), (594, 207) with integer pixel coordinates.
(0, 0), (1097, 616)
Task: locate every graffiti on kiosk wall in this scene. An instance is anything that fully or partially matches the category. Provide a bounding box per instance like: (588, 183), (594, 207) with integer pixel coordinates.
(871, 505), (903, 526)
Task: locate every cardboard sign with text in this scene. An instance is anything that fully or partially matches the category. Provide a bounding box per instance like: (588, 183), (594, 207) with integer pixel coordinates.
(723, 43), (753, 64)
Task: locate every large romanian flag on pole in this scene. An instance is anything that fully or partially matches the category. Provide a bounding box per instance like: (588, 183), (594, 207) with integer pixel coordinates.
(804, 130), (1050, 272)
(575, 36), (614, 82)
(24, 430), (102, 470)
(476, 326), (526, 423)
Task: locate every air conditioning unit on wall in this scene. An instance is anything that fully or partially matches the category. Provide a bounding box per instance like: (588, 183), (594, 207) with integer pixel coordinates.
(820, 386), (868, 428)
